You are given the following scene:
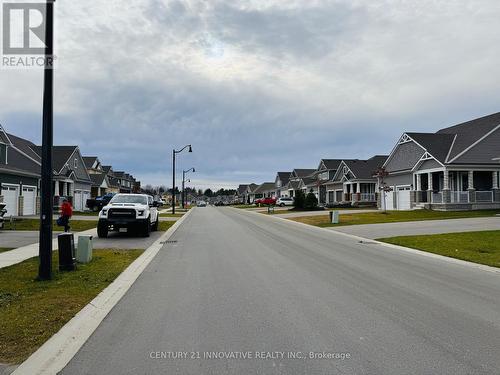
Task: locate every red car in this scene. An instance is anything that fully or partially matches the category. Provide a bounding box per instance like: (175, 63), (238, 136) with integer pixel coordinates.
(255, 197), (277, 206)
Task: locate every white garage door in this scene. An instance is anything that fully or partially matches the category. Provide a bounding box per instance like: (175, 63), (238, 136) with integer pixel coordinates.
(22, 186), (36, 215)
(74, 191), (83, 211)
(82, 191), (91, 211)
(396, 186), (411, 210)
(384, 190), (394, 210)
(2, 184), (19, 216)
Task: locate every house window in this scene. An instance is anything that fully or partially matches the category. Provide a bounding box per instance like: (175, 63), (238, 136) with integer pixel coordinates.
(74, 158), (78, 168)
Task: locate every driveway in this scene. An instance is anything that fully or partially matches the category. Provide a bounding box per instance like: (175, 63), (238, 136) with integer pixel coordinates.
(331, 216), (500, 239)
(62, 207), (500, 375)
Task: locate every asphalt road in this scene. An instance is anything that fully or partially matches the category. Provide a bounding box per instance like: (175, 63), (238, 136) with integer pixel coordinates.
(62, 207), (500, 375)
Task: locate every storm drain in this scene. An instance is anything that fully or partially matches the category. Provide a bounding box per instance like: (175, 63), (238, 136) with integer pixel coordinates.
(358, 240), (378, 245)
(161, 240), (178, 244)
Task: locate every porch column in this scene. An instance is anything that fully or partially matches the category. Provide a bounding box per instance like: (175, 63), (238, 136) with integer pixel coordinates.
(343, 184), (348, 202)
(54, 181), (60, 197)
(427, 172), (433, 203)
(493, 171), (500, 202)
(356, 182), (361, 202)
(468, 170), (476, 203)
(442, 170), (451, 203)
(416, 174), (422, 203)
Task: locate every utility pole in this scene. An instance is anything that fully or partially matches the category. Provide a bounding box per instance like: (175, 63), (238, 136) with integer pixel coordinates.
(38, 0), (55, 280)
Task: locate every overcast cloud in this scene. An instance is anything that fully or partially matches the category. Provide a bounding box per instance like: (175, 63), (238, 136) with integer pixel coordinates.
(2, 0), (500, 189)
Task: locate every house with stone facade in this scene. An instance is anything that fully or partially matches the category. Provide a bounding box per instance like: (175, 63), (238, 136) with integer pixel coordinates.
(381, 112), (500, 210)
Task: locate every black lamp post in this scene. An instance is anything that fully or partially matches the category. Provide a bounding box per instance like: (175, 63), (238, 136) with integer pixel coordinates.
(182, 167), (195, 209)
(172, 145), (192, 214)
(38, 0), (55, 280)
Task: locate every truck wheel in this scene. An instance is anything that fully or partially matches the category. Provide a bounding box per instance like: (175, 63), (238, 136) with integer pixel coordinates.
(142, 219), (151, 237)
(97, 222), (108, 238)
(152, 218), (159, 232)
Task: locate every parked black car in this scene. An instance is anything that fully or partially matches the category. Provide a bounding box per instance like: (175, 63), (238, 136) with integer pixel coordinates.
(86, 193), (115, 212)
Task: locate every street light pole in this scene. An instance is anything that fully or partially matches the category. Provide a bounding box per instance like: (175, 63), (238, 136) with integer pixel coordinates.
(38, 0), (55, 280)
(172, 145), (192, 214)
(182, 167), (195, 209)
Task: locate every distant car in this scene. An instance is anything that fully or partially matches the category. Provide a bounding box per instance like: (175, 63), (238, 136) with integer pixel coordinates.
(255, 197), (276, 206)
(276, 197), (294, 207)
(197, 201), (207, 207)
(157, 199), (166, 206)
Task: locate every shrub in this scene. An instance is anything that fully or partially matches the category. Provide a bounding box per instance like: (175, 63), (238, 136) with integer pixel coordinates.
(293, 190), (306, 209)
(305, 190), (318, 209)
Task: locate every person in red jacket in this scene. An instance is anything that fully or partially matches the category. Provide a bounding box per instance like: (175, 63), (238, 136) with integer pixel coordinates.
(59, 198), (73, 232)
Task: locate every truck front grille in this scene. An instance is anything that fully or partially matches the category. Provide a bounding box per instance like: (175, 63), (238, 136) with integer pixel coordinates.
(108, 208), (136, 219)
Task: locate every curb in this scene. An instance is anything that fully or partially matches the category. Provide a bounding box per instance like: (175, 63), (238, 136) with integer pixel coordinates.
(12, 209), (193, 375)
(232, 207), (500, 275)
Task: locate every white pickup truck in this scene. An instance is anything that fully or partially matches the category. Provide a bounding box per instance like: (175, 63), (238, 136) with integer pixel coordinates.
(97, 194), (160, 238)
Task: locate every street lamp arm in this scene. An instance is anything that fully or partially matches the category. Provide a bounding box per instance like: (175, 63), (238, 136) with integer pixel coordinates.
(174, 144), (192, 154)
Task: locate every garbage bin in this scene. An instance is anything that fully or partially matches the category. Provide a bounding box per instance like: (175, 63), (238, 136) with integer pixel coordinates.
(77, 235), (93, 264)
(329, 210), (339, 224)
(58, 233), (76, 271)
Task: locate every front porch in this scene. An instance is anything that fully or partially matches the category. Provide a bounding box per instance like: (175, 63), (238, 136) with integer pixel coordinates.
(343, 182), (377, 205)
(415, 170), (500, 210)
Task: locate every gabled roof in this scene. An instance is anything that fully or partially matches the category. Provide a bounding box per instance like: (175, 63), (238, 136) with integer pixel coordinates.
(291, 169), (315, 178)
(277, 172), (291, 184)
(33, 145), (79, 173)
(83, 156), (98, 169)
(437, 112), (500, 161)
(319, 159), (343, 170)
(237, 184), (249, 195)
(90, 173), (107, 187)
(252, 182), (275, 194)
(343, 155), (388, 179)
(6, 132), (41, 163)
(405, 133), (455, 164)
(287, 180), (300, 190)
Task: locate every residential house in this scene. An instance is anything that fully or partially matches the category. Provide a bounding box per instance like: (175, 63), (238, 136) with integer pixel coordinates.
(48, 146), (93, 212)
(287, 169), (315, 197)
(274, 172), (291, 198)
(382, 112), (500, 210)
(101, 165), (120, 194)
(0, 126), (93, 214)
(84, 157), (111, 198)
(0, 126), (41, 216)
(327, 155), (387, 206)
(243, 183), (259, 203)
(249, 182), (275, 203)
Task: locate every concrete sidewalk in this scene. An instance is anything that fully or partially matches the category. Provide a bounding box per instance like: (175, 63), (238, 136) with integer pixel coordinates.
(330, 216), (500, 239)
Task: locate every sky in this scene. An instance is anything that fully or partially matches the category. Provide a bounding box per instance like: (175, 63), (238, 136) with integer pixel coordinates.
(1, 0), (500, 190)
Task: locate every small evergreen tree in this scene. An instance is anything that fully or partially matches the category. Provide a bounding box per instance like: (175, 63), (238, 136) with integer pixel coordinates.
(293, 190), (306, 209)
(305, 189), (318, 209)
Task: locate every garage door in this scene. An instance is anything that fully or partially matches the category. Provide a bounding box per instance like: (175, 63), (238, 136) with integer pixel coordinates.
(82, 191), (91, 211)
(384, 190), (394, 210)
(74, 191), (83, 211)
(396, 186), (411, 210)
(22, 186), (36, 215)
(2, 185), (19, 216)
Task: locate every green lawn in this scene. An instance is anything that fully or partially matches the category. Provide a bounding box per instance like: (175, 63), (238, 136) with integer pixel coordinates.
(0, 248), (13, 254)
(159, 213), (184, 218)
(2, 219), (97, 232)
(291, 209), (500, 227)
(0, 249), (143, 364)
(72, 211), (99, 216)
(378, 231), (500, 268)
(158, 221), (175, 232)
